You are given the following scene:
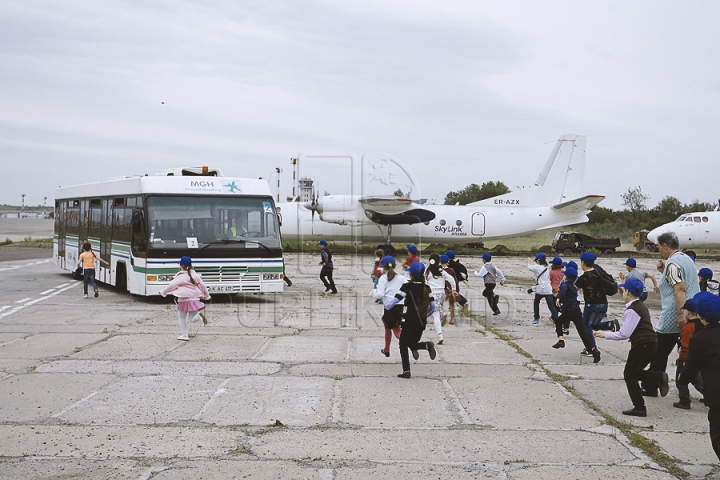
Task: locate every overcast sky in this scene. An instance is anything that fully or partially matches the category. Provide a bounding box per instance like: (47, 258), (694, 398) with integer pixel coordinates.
(2, 1), (718, 211)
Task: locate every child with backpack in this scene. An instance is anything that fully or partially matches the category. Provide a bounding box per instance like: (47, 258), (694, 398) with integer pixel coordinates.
(575, 252), (619, 356)
(673, 299), (705, 409)
(699, 268), (720, 296)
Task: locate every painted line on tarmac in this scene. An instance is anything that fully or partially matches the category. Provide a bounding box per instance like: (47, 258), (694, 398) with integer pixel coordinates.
(39, 288), (55, 295)
(0, 283), (78, 319)
(442, 378), (474, 425)
(0, 306), (10, 312)
(52, 390), (100, 418)
(54, 282), (72, 289)
(15, 297), (31, 304)
(251, 338), (272, 360)
(0, 258), (53, 272)
(193, 378), (231, 420)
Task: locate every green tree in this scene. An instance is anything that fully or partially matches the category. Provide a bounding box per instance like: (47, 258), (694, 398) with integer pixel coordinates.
(444, 181), (510, 205)
(650, 196), (683, 226)
(392, 188), (409, 197)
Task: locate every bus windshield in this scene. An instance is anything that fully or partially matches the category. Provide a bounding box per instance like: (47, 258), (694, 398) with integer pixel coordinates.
(146, 196), (281, 249)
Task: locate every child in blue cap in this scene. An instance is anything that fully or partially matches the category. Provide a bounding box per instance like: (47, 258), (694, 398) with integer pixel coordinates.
(595, 276), (667, 417)
(160, 256), (211, 341)
(673, 298), (704, 409)
(527, 252), (559, 325)
(699, 268), (720, 296)
(385, 261), (437, 378)
(317, 240), (337, 294)
(370, 256), (405, 357)
(475, 252), (505, 315)
(679, 292), (720, 460)
(552, 267), (597, 359)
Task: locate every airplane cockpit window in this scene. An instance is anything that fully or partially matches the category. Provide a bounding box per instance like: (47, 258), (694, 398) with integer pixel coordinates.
(677, 216), (686, 221)
(703, 216), (709, 222)
(694, 216), (701, 222)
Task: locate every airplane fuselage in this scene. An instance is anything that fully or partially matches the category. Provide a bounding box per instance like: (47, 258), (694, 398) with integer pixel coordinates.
(647, 211), (720, 250)
(279, 201), (591, 244)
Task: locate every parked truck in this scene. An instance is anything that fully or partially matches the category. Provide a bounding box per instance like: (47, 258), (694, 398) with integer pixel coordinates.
(552, 231), (621, 255)
(633, 230), (659, 252)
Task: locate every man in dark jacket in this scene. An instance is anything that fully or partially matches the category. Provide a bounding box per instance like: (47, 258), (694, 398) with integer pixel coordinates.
(679, 292), (720, 461)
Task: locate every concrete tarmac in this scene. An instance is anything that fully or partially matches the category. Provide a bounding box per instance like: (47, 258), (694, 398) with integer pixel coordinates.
(0, 245), (718, 479)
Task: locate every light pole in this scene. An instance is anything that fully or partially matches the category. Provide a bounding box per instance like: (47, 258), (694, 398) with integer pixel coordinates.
(21, 194), (25, 218)
(43, 196), (47, 218)
(276, 167), (282, 202)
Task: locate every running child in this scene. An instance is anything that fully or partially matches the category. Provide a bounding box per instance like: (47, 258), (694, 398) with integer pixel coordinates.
(160, 256), (211, 341)
(77, 242), (110, 299)
(370, 256), (405, 357)
(425, 252), (457, 344)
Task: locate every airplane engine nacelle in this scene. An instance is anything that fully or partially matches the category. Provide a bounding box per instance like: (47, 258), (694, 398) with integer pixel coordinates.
(317, 195), (358, 225)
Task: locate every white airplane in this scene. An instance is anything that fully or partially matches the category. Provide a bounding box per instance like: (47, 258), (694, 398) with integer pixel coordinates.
(647, 211), (720, 253)
(278, 134), (605, 246)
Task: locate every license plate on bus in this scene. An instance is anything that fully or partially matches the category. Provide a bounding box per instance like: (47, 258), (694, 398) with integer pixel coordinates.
(208, 285), (234, 293)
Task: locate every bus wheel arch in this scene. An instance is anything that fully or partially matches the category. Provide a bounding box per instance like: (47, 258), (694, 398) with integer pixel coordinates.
(115, 262), (128, 292)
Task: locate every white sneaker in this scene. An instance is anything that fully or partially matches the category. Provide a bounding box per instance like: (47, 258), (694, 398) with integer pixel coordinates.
(177, 335), (189, 341)
(83, 293), (88, 299)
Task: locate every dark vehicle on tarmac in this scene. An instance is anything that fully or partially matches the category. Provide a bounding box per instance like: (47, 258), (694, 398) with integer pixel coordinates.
(633, 230), (658, 252)
(552, 231), (621, 255)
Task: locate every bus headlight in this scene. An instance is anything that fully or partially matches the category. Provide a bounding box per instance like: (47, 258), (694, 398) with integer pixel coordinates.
(153, 275), (174, 282)
(263, 273), (279, 281)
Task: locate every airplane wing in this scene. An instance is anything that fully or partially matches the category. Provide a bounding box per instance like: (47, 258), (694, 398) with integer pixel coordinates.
(552, 195), (605, 213)
(359, 196), (436, 225)
(359, 196), (414, 214)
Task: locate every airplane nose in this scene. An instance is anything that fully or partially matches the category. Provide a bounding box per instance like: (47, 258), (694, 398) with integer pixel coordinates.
(646, 226), (664, 244)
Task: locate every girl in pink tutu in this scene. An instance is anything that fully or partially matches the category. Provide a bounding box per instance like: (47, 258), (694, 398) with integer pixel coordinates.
(160, 256), (210, 341)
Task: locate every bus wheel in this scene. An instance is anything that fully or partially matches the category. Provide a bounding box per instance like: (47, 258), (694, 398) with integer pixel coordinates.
(115, 263), (128, 292)
(563, 249), (573, 256)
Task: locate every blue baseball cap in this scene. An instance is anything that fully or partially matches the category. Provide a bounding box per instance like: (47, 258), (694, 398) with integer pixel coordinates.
(482, 252), (492, 261)
(580, 251), (597, 263)
(619, 277), (644, 297)
(380, 255), (395, 268)
(406, 244), (418, 254)
(445, 250), (456, 259)
(623, 258), (637, 268)
(180, 256), (192, 266)
(534, 252), (546, 261)
(681, 299), (696, 313)
(694, 291), (720, 321)
(563, 260), (578, 270)
(699, 267), (713, 280)
(317, 240), (328, 246)
(407, 262), (425, 276)
(551, 257), (563, 266)
(563, 267), (578, 280)
(440, 254), (449, 264)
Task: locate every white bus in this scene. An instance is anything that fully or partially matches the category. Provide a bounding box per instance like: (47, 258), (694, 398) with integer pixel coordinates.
(54, 167), (285, 296)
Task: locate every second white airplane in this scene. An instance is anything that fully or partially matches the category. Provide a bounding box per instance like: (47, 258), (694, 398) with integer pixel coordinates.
(278, 134), (605, 245)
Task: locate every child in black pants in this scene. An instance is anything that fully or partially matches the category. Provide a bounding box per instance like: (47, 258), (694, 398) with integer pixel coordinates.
(386, 262), (437, 378)
(553, 267), (600, 363)
(595, 277), (668, 417)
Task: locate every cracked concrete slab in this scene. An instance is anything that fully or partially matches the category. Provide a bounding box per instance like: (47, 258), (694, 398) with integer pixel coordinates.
(0, 425), (243, 458)
(248, 428), (637, 463)
(0, 372), (115, 422)
(197, 376), (336, 426)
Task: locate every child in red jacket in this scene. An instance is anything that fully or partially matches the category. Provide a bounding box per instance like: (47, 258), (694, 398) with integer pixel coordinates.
(674, 299), (705, 409)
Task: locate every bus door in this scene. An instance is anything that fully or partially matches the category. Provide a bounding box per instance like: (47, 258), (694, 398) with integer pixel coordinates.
(99, 199), (113, 283)
(79, 199), (90, 250)
(56, 201), (66, 268)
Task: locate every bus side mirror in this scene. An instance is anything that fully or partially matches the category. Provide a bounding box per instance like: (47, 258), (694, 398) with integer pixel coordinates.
(131, 210), (144, 234)
(277, 212), (283, 227)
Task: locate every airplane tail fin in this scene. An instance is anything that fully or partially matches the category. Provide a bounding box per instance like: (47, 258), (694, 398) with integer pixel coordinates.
(469, 134), (589, 207)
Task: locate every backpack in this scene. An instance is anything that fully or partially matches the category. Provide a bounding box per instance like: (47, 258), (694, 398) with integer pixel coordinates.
(449, 259), (468, 281)
(594, 264), (619, 296)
